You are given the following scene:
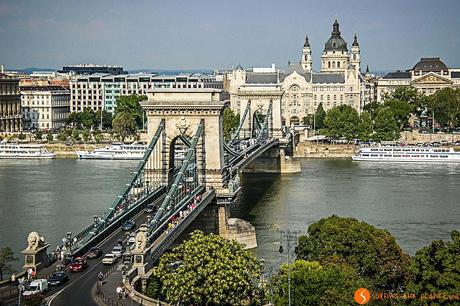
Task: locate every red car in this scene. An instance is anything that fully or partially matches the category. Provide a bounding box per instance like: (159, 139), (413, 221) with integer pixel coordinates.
(69, 257), (88, 272)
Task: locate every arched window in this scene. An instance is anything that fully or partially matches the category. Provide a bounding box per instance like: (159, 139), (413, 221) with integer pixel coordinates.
(353, 54), (356, 60)
(332, 61), (336, 68)
(328, 62), (331, 68)
(337, 62), (340, 68)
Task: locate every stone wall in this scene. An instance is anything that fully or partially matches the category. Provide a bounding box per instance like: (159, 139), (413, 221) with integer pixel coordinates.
(295, 143), (356, 158)
(400, 131), (460, 143)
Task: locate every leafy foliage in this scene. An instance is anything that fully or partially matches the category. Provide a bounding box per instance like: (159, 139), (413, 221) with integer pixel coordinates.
(428, 88), (460, 128)
(18, 133), (26, 140)
(152, 230), (262, 305)
(114, 95), (145, 129)
(46, 131), (53, 143)
(34, 130), (43, 141)
(0, 247), (17, 281)
(406, 231), (460, 302)
(270, 260), (366, 306)
(373, 108), (400, 141)
(223, 108), (240, 142)
(66, 108), (112, 130)
(296, 215), (411, 291)
(112, 112), (137, 142)
(314, 103), (326, 130)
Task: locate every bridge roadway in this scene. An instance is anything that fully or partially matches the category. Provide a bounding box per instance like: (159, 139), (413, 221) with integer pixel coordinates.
(48, 194), (165, 306)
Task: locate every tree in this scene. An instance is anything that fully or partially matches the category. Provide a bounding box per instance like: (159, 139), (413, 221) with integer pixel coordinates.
(115, 95), (146, 128)
(373, 108), (400, 141)
(34, 130), (43, 141)
(152, 230), (262, 305)
(363, 101), (382, 121)
(382, 86), (424, 128)
(57, 129), (69, 141)
(18, 133), (27, 141)
(223, 108), (240, 142)
(80, 108), (97, 129)
(428, 88), (460, 128)
(46, 131), (53, 143)
(81, 130), (91, 142)
(112, 112), (137, 142)
(322, 105), (360, 140)
(144, 275), (164, 300)
(357, 111), (372, 141)
(66, 112), (81, 128)
(314, 103), (326, 130)
(296, 215), (411, 291)
(270, 260), (366, 306)
(0, 247), (17, 281)
(406, 231), (460, 302)
(71, 128), (80, 141)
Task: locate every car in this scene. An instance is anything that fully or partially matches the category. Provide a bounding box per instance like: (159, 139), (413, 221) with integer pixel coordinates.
(128, 233), (136, 245)
(144, 204), (156, 213)
(122, 220), (136, 231)
(455, 141), (460, 146)
(441, 140), (449, 146)
(111, 245), (126, 258)
(431, 142), (441, 147)
(102, 253), (118, 265)
(69, 257), (88, 272)
(87, 247), (103, 259)
(47, 271), (69, 287)
(22, 279), (48, 296)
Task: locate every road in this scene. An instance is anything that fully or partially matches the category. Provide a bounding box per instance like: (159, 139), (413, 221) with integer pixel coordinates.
(48, 196), (163, 306)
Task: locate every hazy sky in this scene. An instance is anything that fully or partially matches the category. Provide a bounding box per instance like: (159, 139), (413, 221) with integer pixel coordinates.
(1, 0), (459, 71)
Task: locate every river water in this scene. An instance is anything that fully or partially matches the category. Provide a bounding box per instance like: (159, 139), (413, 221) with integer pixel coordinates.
(1, 159), (459, 272)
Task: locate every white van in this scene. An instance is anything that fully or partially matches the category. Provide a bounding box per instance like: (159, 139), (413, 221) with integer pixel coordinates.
(22, 279), (48, 296)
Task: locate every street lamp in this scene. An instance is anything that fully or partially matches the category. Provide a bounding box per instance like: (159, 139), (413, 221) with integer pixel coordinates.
(279, 229), (300, 306)
(17, 276), (25, 306)
(66, 232), (72, 253)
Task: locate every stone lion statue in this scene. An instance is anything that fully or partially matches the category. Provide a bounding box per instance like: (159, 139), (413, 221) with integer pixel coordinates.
(134, 232), (147, 251)
(26, 232), (45, 251)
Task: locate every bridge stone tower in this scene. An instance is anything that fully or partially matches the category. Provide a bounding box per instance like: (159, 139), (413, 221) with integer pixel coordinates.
(142, 88), (227, 191)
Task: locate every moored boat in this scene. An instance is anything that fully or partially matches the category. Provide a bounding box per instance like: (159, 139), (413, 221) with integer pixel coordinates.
(352, 146), (460, 162)
(0, 141), (55, 159)
(76, 142), (147, 160)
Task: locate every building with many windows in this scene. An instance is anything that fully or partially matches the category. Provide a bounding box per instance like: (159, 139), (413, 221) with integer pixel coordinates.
(59, 64), (126, 75)
(377, 57), (460, 102)
(21, 85), (70, 130)
(0, 73), (21, 132)
(225, 20), (372, 126)
(70, 73), (223, 113)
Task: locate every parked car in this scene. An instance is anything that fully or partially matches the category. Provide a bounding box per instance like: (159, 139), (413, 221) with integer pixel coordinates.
(69, 257), (88, 272)
(22, 279), (48, 296)
(47, 271), (69, 287)
(87, 247), (103, 259)
(122, 220), (136, 231)
(111, 245), (126, 258)
(455, 141), (460, 146)
(102, 253), (118, 265)
(431, 142), (441, 147)
(441, 140), (449, 146)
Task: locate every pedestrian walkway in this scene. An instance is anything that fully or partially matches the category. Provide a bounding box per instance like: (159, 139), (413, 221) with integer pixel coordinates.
(94, 269), (131, 306)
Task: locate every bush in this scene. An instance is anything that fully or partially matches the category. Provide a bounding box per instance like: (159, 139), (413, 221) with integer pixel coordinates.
(34, 130), (43, 141)
(18, 133), (27, 140)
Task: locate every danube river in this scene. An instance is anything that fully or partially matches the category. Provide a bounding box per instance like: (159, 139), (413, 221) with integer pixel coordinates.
(1, 159), (460, 272)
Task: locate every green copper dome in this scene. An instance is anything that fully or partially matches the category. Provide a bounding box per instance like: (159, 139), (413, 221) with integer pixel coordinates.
(324, 20), (348, 52)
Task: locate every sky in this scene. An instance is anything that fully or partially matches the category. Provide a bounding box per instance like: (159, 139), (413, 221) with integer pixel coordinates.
(1, 0), (460, 72)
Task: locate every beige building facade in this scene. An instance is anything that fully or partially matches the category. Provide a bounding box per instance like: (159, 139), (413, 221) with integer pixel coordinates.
(377, 58), (460, 102)
(21, 85), (70, 130)
(225, 20), (372, 127)
(0, 73), (22, 132)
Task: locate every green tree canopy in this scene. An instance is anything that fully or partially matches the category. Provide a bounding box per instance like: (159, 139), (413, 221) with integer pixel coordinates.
(428, 88), (460, 128)
(223, 108), (240, 142)
(152, 230), (262, 305)
(270, 260), (366, 306)
(357, 111), (372, 141)
(0, 247), (17, 281)
(406, 231), (460, 301)
(112, 112), (137, 142)
(114, 95), (145, 128)
(314, 103), (326, 130)
(382, 86), (426, 128)
(296, 215), (410, 291)
(363, 101), (382, 121)
(373, 108), (400, 141)
(322, 105), (360, 140)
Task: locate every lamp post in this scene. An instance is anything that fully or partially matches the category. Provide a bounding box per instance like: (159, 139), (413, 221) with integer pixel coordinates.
(17, 276), (25, 306)
(279, 229), (300, 306)
(66, 232), (72, 254)
(432, 110), (435, 134)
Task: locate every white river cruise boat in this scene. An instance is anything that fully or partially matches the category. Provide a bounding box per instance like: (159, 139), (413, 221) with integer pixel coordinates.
(76, 143), (147, 160)
(352, 146), (460, 163)
(0, 141), (55, 159)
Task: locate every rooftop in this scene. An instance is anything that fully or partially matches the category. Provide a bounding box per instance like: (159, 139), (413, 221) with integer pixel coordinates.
(413, 58), (448, 72)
